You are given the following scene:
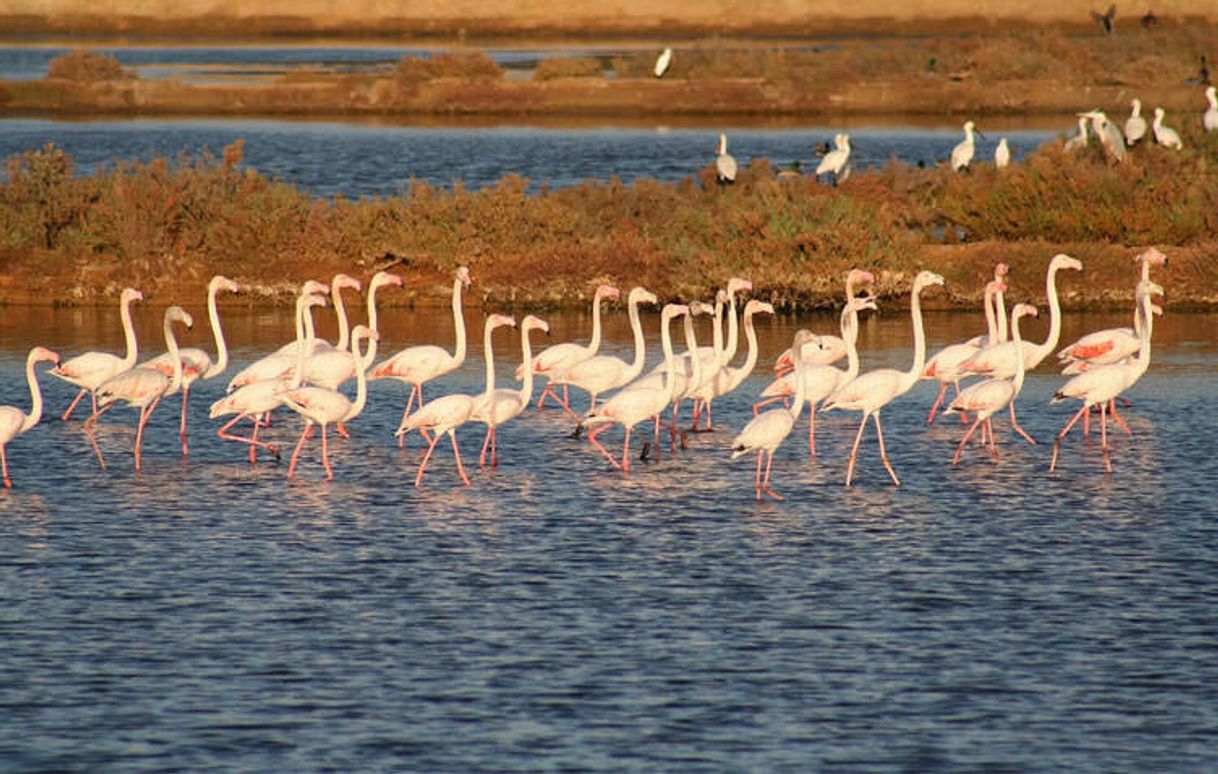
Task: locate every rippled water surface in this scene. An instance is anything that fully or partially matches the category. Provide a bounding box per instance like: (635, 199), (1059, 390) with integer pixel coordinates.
(1, 304), (1216, 770)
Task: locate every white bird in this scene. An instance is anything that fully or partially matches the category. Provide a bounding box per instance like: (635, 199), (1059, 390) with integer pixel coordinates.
(1050, 280), (1163, 473)
(561, 287), (657, 416)
(140, 274), (239, 455)
(302, 270), (402, 391)
(273, 274), (361, 357)
(994, 137), (1011, 169)
(1153, 107), (1183, 150)
(822, 271), (945, 487)
(1205, 85), (1218, 132)
(522, 284), (618, 411)
(923, 277), (1008, 424)
(51, 287), (143, 421)
(1064, 115), (1089, 153)
(688, 299), (774, 431)
(951, 120), (982, 172)
(771, 269), (874, 374)
(226, 279), (329, 391)
(945, 303), (1038, 464)
(816, 132), (852, 184)
(280, 325), (379, 480)
(88, 306), (194, 472)
(1125, 98), (1148, 145)
(716, 133), (738, 184)
(654, 47), (673, 78)
(1082, 110), (1127, 162)
(0, 346), (59, 488)
(399, 314), (516, 489)
(730, 329), (816, 501)
(472, 315), (550, 468)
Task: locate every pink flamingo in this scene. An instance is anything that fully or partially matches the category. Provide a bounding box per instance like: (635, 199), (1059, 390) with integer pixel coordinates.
(628, 300), (709, 455)
(141, 275), (239, 455)
(370, 266), (472, 447)
(210, 293), (327, 463)
(280, 325), (378, 480)
(0, 346), (60, 488)
(558, 287), (657, 417)
(1056, 248), (1167, 373)
(689, 298), (774, 431)
(472, 314), (550, 467)
(399, 313), (516, 488)
(731, 329), (815, 500)
(580, 303), (689, 475)
(226, 279), (330, 391)
(275, 273), (362, 356)
(945, 303), (1038, 464)
(87, 306), (194, 471)
(958, 253), (1083, 441)
(773, 269), (873, 373)
(523, 284), (618, 410)
(1050, 280), (1163, 473)
(51, 287), (143, 421)
(302, 271), (402, 390)
(821, 271), (944, 487)
(923, 277), (1007, 424)
(755, 295), (877, 456)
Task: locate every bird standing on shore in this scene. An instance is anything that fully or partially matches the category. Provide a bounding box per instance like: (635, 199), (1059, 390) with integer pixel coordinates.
(1082, 111), (1126, 162)
(994, 138), (1011, 168)
(816, 133), (851, 184)
(951, 121), (982, 172)
(716, 134), (738, 184)
(1064, 115), (1090, 153)
(1204, 86), (1218, 132)
(1152, 107), (1183, 149)
(1124, 99), (1148, 145)
(654, 48), (673, 78)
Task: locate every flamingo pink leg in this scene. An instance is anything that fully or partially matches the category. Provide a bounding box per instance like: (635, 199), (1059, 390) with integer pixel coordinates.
(132, 395), (162, 472)
(753, 395), (789, 415)
(415, 432), (441, 488)
(479, 427), (493, 468)
(586, 424), (623, 471)
(621, 427), (632, 475)
(762, 450), (784, 501)
(808, 410), (817, 459)
(926, 383), (950, 424)
(450, 432), (470, 486)
(754, 450), (764, 500)
(1010, 403), (1036, 445)
(1109, 400), (1132, 435)
(987, 418), (1000, 462)
(873, 413), (900, 486)
(217, 414), (278, 463)
(490, 428), (498, 467)
(321, 424), (333, 480)
(1, 446), (10, 488)
(1100, 401), (1113, 473)
(1049, 403), (1090, 472)
(845, 413), (869, 487)
(179, 387), (191, 455)
(953, 415), (986, 464)
(397, 384), (422, 448)
(287, 422), (311, 478)
(61, 389), (87, 421)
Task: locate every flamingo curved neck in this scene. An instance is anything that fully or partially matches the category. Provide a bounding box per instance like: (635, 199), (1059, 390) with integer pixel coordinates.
(451, 276), (468, 366)
(119, 294), (140, 370)
(518, 329), (536, 403)
(711, 296), (725, 362)
(626, 297), (648, 377)
(20, 351), (45, 433)
(679, 315), (700, 402)
(659, 313), (678, 394)
(482, 321), (498, 402)
(345, 336), (372, 421)
(723, 290), (742, 363)
(1034, 264), (1066, 363)
(1010, 314), (1027, 394)
(994, 290), (1009, 342)
(588, 292), (606, 353)
(364, 281), (389, 364)
(737, 310), (760, 382)
(332, 284), (351, 351)
(1134, 292), (1155, 372)
(843, 309), (863, 381)
(902, 285), (929, 390)
(164, 317), (185, 394)
(982, 285), (998, 343)
(204, 282), (229, 379)
(291, 301), (316, 388)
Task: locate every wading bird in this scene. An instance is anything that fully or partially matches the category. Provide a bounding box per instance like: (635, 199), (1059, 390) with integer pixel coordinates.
(0, 346), (59, 488)
(561, 287), (657, 417)
(1125, 99), (1148, 145)
(524, 284), (618, 411)
(1064, 115), (1090, 153)
(52, 287), (143, 421)
(1082, 110), (1127, 162)
(716, 134), (738, 184)
(816, 133), (852, 185)
(951, 121), (982, 172)
(994, 137), (1011, 168)
(654, 47), (673, 78)
(472, 314), (549, 468)
(226, 279), (329, 391)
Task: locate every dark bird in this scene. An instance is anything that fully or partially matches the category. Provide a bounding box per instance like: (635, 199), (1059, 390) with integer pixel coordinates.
(1091, 4), (1116, 34)
(1200, 55), (1211, 86)
(1140, 9), (1157, 29)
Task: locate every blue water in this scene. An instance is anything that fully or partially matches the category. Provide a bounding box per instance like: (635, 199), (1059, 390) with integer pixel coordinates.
(1, 306), (1216, 770)
(0, 116), (1058, 196)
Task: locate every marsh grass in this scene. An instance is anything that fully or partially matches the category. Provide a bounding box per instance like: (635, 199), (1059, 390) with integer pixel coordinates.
(1, 134), (1213, 307)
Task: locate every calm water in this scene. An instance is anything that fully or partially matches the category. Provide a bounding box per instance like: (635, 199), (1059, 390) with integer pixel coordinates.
(1, 304), (1215, 770)
(0, 116), (1059, 196)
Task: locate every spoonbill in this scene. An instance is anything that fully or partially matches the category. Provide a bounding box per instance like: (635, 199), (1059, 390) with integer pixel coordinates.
(951, 121), (982, 172)
(816, 133), (851, 185)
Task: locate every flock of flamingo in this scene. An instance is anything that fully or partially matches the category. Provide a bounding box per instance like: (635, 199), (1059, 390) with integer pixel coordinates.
(0, 249), (1166, 498)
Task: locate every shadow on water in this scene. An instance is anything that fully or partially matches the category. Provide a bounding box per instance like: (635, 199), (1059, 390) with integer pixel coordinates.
(0, 305), (1216, 769)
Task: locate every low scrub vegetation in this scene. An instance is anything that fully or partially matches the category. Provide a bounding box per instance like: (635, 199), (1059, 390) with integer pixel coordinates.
(46, 50), (131, 81)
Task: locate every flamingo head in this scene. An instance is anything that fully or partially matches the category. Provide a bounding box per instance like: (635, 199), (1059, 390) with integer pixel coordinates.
(595, 284), (621, 302)
(628, 287), (658, 307)
(486, 313), (516, 331)
(1131, 98), (1141, 112)
(845, 268), (875, 298)
(120, 287), (144, 305)
(688, 300), (714, 317)
(847, 296), (878, 314)
(210, 275), (240, 294)
(1050, 253), (1084, 273)
(301, 279), (329, 297)
(522, 315), (550, 335)
(166, 305), (194, 329)
(1136, 280), (1165, 300)
(773, 350), (794, 373)
(30, 346), (60, 366)
(726, 277), (753, 297)
(1154, 107), (1166, 120)
(985, 279), (1008, 297)
(789, 329), (815, 357)
(371, 271), (403, 290)
(332, 273), (362, 293)
(1013, 303), (1038, 320)
(994, 262), (1010, 279)
(1149, 304), (1164, 317)
(457, 265), (472, 288)
(661, 303), (690, 321)
(744, 299), (774, 317)
(913, 271), (946, 293)
(302, 293), (328, 313)
(1135, 246), (1167, 268)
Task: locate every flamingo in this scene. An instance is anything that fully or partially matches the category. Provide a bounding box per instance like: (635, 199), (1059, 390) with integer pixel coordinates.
(1205, 86), (1218, 132)
(1050, 281), (1164, 473)
(731, 329), (816, 501)
(211, 293), (327, 464)
(226, 279), (330, 391)
(272, 274), (361, 357)
(1125, 98), (1148, 146)
(0, 346), (60, 488)
(51, 287), (143, 421)
(951, 121), (983, 172)
(87, 306), (193, 471)
(559, 287), (657, 417)
(1057, 248), (1167, 374)
(472, 315), (550, 468)
(1082, 110), (1127, 162)
(654, 47), (673, 78)
(716, 134), (737, 184)
(524, 284), (619, 411)
(689, 299), (774, 431)
(580, 303), (689, 475)
(303, 271), (402, 391)
(774, 269), (874, 373)
(624, 300), (709, 453)
(945, 303), (1038, 464)
(280, 325), (378, 480)
(140, 274), (239, 455)
(398, 313), (516, 489)
(923, 277), (1007, 424)
(816, 133), (851, 185)
(370, 265), (472, 446)
(1152, 107), (1183, 150)
(1064, 115), (1089, 153)
(821, 270), (944, 487)
(994, 137), (1011, 169)
(757, 295), (876, 457)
